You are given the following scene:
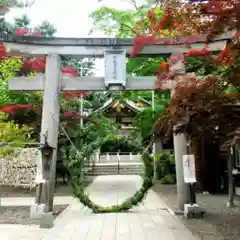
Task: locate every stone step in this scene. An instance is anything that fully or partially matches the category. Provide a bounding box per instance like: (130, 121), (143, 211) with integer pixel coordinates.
(93, 165), (143, 168)
(91, 168), (144, 172)
(90, 169), (144, 173)
(87, 170), (143, 176)
(93, 165), (143, 169)
(91, 169), (143, 172)
(91, 168), (143, 172)
(87, 172), (143, 176)
(87, 163), (144, 176)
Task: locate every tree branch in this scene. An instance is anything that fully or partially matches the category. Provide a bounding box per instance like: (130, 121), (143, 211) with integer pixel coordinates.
(130, 0), (138, 10)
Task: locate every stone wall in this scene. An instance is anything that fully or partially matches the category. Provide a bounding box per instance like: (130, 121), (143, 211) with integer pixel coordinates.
(0, 148), (39, 188)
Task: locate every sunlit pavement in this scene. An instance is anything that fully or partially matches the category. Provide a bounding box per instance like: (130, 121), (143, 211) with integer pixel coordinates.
(1, 175), (197, 240)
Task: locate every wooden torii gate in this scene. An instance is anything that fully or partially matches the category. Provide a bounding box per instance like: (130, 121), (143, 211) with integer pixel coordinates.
(3, 32), (230, 227)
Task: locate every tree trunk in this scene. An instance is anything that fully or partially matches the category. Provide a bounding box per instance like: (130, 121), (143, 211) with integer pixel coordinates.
(227, 148), (235, 207)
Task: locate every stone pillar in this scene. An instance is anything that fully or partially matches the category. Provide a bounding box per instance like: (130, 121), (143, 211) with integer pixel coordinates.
(33, 54), (61, 228)
(173, 125), (190, 210)
(130, 152), (133, 161)
(168, 53), (191, 210)
(96, 149), (100, 163)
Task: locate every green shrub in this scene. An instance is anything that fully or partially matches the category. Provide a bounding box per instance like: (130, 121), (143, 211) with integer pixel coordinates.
(155, 152), (176, 184)
(159, 174), (176, 184)
(0, 113), (34, 158)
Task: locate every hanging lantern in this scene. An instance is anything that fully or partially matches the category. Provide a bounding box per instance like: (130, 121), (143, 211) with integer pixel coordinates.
(39, 141), (54, 159)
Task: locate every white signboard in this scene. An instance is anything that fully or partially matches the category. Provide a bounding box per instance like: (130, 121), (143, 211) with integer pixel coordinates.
(183, 154), (196, 183)
(34, 151), (45, 184)
(104, 49), (126, 87)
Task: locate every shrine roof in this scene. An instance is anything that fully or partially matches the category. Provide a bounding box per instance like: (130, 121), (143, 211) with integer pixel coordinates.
(89, 97), (151, 115)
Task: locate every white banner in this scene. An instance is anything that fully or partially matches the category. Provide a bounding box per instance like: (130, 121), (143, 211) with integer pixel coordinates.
(183, 154), (196, 183)
(34, 151), (45, 184)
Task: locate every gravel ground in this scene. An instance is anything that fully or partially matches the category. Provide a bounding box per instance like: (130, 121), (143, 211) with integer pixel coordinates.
(0, 205), (68, 225)
(0, 179), (93, 198)
(0, 180), (93, 226)
(153, 183), (240, 240)
(0, 185), (73, 197)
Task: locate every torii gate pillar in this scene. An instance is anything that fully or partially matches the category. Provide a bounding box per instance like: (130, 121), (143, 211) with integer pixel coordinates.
(173, 125), (190, 210)
(31, 54), (62, 228)
(169, 53), (190, 210)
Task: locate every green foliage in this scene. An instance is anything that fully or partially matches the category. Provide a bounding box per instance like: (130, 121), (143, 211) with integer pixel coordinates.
(68, 133), (154, 213)
(0, 14), (95, 125)
(89, 5), (166, 78)
(0, 15), (57, 107)
(62, 58), (95, 77)
(35, 20), (57, 37)
(155, 152), (176, 184)
(126, 57), (165, 76)
(12, 14), (30, 29)
(0, 58), (41, 105)
(186, 56), (230, 77)
(79, 114), (118, 144)
(58, 114), (119, 151)
(59, 112), (154, 213)
(89, 5), (165, 78)
(89, 4), (165, 37)
(84, 92), (109, 110)
(100, 134), (142, 153)
(159, 174), (176, 184)
(133, 104), (165, 140)
(89, 7), (138, 38)
(0, 113), (34, 157)
(0, 0), (22, 8)
(89, 6), (170, 140)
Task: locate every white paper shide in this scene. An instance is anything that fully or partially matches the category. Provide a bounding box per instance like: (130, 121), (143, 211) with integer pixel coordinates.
(183, 154), (196, 183)
(34, 151), (45, 184)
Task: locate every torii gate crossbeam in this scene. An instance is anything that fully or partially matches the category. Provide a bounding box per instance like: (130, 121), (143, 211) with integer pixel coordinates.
(2, 31), (230, 57)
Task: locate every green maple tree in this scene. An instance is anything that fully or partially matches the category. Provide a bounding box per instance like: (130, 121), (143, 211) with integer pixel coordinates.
(89, 4), (168, 140)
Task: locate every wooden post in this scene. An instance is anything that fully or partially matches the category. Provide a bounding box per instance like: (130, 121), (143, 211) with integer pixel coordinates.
(227, 147), (235, 207)
(30, 54), (61, 228)
(40, 54), (61, 213)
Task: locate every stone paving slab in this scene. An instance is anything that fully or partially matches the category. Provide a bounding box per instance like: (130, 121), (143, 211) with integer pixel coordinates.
(0, 196), (74, 206)
(0, 224), (47, 240)
(0, 175), (199, 240)
(41, 175), (198, 240)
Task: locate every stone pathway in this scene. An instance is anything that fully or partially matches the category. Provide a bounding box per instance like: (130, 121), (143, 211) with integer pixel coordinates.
(1, 196), (73, 206)
(0, 224), (48, 240)
(0, 175), (198, 240)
